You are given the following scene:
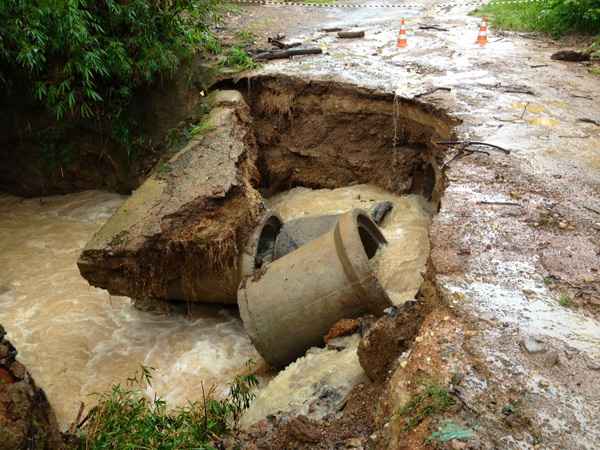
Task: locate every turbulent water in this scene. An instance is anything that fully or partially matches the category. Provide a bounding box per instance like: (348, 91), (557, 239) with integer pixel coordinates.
(0, 191), (259, 428)
(0, 185), (431, 428)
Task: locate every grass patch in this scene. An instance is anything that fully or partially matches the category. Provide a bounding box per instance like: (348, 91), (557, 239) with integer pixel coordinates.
(222, 46), (259, 71)
(80, 366), (258, 449)
(558, 293), (572, 307)
(473, 3), (547, 33)
(187, 120), (216, 138)
(235, 30), (257, 45)
(589, 66), (600, 75)
(473, 0), (600, 38)
(397, 380), (456, 431)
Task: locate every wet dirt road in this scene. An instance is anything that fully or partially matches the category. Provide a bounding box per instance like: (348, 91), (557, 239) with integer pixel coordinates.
(226, 0), (600, 448)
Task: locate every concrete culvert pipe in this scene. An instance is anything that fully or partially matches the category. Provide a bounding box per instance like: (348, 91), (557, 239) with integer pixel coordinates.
(237, 209), (392, 368)
(273, 202), (394, 260)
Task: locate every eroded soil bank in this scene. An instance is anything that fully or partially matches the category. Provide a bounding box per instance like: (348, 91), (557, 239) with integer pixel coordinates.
(78, 75), (457, 308)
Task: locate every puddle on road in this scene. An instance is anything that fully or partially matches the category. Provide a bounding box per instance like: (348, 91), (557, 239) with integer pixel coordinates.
(527, 117), (560, 127)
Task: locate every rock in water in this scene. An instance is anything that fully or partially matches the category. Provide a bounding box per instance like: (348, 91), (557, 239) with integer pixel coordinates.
(0, 325), (64, 450)
(77, 91), (264, 304)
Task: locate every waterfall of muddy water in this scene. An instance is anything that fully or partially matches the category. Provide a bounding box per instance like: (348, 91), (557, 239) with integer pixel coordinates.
(266, 184), (433, 305)
(0, 191), (259, 428)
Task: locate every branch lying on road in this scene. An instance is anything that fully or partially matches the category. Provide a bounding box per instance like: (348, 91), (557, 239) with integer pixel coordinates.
(338, 31), (365, 39)
(413, 87), (452, 98)
(435, 141), (511, 155)
(418, 25), (449, 31)
(577, 118), (600, 126)
(478, 201), (521, 206)
(254, 47), (323, 61)
(267, 38), (301, 50)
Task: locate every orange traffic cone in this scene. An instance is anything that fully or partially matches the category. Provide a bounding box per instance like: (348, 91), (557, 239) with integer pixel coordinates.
(397, 19), (407, 48)
(476, 17), (488, 46)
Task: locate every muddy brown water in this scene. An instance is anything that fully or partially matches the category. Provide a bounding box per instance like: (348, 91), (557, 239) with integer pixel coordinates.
(0, 185), (431, 427)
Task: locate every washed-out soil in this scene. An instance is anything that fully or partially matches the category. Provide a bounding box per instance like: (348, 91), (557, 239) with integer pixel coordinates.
(239, 380), (384, 450)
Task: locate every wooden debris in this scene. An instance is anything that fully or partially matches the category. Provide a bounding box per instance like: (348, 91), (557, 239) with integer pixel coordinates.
(551, 50), (591, 62)
(338, 31), (365, 39)
(577, 117), (600, 126)
(413, 87), (452, 98)
(478, 201), (521, 207)
(418, 25), (449, 31)
(254, 47), (323, 61)
(320, 27), (343, 32)
(268, 37), (302, 50)
(436, 140), (511, 155)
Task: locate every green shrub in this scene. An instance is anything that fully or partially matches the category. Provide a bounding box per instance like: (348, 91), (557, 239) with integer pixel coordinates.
(0, 0), (219, 121)
(222, 46), (258, 71)
(477, 0), (600, 37)
(81, 366), (258, 449)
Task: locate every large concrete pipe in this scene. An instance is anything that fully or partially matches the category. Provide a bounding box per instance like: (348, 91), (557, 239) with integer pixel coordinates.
(273, 202), (394, 259)
(274, 215), (339, 259)
(238, 209), (392, 368)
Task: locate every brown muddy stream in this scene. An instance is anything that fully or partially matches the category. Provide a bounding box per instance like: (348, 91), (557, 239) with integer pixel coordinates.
(0, 185), (431, 427)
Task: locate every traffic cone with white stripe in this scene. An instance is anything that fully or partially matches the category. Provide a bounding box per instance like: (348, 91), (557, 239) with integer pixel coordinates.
(397, 18), (407, 48)
(476, 17), (488, 46)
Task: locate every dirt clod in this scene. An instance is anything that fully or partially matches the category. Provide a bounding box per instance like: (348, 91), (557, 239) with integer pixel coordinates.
(357, 300), (425, 382)
(324, 319), (360, 344)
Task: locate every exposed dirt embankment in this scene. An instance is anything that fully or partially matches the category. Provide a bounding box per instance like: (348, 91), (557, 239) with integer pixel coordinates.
(239, 76), (456, 200)
(0, 326), (64, 450)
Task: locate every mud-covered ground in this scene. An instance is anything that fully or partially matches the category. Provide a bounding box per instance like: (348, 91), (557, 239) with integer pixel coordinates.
(223, 1), (600, 449)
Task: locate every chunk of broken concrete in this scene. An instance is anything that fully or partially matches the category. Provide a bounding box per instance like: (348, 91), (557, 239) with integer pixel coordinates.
(239, 335), (367, 428)
(78, 91), (264, 304)
(520, 336), (547, 354)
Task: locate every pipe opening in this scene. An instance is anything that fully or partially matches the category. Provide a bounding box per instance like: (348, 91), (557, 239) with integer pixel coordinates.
(254, 216), (283, 269)
(357, 214), (385, 260)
